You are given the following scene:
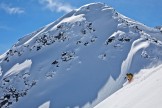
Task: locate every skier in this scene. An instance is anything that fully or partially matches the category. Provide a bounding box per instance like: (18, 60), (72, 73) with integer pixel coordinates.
(125, 73), (133, 83)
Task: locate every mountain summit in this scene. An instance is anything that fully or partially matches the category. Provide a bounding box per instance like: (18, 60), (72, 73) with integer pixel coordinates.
(0, 2), (162, 108)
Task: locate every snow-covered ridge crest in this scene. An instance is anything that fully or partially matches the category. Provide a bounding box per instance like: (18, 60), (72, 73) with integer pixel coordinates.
(0, 2), (162, 108)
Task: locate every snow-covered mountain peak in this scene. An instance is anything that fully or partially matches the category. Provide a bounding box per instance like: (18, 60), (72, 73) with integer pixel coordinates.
(0, 2), (162, 108)
(9, 2), (160, 49)
(75, 2), (114, 15)
(76, 2), (112, 11)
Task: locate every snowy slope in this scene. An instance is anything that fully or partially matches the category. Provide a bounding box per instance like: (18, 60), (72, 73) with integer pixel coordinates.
(0, 2), (162, 108)
(95, 64), (162, 108)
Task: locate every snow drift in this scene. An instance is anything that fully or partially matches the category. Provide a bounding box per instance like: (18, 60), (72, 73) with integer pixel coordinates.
(0, 2), (162, 108)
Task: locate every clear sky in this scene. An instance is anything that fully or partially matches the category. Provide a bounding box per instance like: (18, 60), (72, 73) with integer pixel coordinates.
(0, 0), (162, 54)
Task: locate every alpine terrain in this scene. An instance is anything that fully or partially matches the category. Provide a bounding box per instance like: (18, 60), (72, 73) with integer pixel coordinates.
(0, 2), (162, 108)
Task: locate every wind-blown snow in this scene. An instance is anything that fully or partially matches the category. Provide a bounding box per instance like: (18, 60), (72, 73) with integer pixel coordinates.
(59, 14), (85, 24)
(118, 38), (150, 83)
(3, 60), (32, 78)
(95, 64), (162, 108)
(122, 38), (150, 74)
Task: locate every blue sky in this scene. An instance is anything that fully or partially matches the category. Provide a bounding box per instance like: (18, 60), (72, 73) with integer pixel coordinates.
(0, 0), (162, 54)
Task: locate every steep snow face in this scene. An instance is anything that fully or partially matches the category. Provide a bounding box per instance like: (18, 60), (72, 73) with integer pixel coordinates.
(94, 64), (162, 108)
(0, 2), (162, 108)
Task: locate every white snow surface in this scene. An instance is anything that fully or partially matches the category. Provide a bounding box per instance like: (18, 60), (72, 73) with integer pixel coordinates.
(0, 2), (162, 108)
(39, 101), (50, 108)
(3, 60), (32, 78)
(95, 64), (162, 108)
